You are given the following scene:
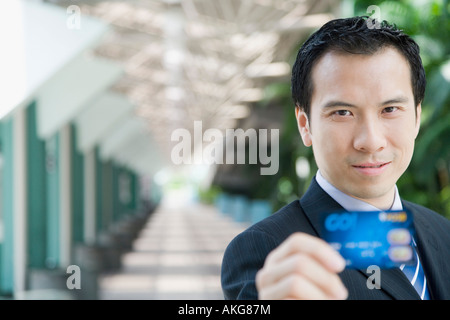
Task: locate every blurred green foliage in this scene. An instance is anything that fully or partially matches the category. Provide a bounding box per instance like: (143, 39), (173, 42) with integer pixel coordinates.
(197, 184), (222, 205)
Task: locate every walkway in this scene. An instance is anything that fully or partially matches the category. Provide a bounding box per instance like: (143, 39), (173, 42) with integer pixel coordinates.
(98, 197), (248, 300)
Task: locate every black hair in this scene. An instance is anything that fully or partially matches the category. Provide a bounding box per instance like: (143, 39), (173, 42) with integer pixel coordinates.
(291, 16), (426, 119)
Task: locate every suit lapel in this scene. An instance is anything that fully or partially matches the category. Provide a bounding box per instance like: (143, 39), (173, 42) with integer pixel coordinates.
(376, 268), (420, 300)
(299, 177), (344, 236)
(299, 178), (420, 300)
(402, 201), (443, 299)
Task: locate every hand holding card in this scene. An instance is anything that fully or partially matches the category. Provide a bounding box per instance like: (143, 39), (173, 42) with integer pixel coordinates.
(320, 210), (416, 269)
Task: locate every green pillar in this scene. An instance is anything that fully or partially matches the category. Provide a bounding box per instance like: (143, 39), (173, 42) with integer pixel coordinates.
(118, 166), (130, 217)
(102, 161), (113, 229)
(0, 118), (14, 295)
(95, 150), (115, 235)
(26, 102), (47, 269)
(70, 124), (84, 245)
(129, 170), (138, 212)
(95, 147), (103, 235)
(112, 163), (121, 222)
(116, 167), (136, 216)
(45, 133), (59, 268)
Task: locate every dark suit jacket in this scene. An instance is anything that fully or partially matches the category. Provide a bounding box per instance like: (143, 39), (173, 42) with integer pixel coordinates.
(221, 177), (450, 300)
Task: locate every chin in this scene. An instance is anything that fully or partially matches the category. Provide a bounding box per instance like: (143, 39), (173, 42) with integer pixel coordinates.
(351, 187), (392, 202)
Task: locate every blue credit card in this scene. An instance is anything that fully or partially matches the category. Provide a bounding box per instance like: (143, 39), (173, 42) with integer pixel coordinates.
(320, 210), (416, 269)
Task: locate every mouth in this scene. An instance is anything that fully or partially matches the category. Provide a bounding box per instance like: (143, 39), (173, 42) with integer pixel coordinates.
(353, 162), (390, 168)
(352, 162), (391, 176)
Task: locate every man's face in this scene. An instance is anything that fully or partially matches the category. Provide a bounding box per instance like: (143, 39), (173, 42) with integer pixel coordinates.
(296, 47), (421, 209)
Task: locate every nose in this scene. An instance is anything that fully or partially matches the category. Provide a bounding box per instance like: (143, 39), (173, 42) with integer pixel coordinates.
(353, 117), (387, 153)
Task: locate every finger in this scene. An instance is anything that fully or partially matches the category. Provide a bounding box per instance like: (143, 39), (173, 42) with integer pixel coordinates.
(265, 232), (346, 272)
(258, 274), (332, 300)
(257, 253), (348, 299)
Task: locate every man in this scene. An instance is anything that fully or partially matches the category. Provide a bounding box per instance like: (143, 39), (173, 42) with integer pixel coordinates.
(221, 16), (450, 300)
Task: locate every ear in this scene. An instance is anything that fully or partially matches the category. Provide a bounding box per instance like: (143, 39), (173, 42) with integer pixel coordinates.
(414, 103), (422, 139)
(295, 106), (312, 147)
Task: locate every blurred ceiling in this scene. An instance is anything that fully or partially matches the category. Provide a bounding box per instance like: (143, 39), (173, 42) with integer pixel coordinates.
(47, 0), (339, 163)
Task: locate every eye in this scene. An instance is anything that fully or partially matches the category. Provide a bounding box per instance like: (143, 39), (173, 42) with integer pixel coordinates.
(333, 110), (353, 116)
(383, 106), (398, 113)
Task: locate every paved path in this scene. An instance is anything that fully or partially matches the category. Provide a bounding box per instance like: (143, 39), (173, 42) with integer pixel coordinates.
(98, 199), (248, 300)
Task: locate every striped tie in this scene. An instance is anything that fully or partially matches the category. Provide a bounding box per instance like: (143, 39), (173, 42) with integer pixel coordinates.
(399, 239), (430, 300)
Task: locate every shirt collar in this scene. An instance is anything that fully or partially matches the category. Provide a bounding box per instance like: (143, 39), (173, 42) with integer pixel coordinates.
(315, 169), (403, 212)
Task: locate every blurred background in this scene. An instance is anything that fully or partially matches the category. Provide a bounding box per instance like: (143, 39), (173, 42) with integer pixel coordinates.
(0, 0), (448, 300)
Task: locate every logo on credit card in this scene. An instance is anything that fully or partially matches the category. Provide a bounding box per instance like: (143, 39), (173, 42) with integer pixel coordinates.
(320, 210), (416, 269)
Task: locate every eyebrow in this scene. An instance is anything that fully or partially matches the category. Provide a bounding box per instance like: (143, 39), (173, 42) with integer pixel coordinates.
(322, 100), (356, 109)
(380, 96), (409, 106)
(321, 96), (410, 109)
